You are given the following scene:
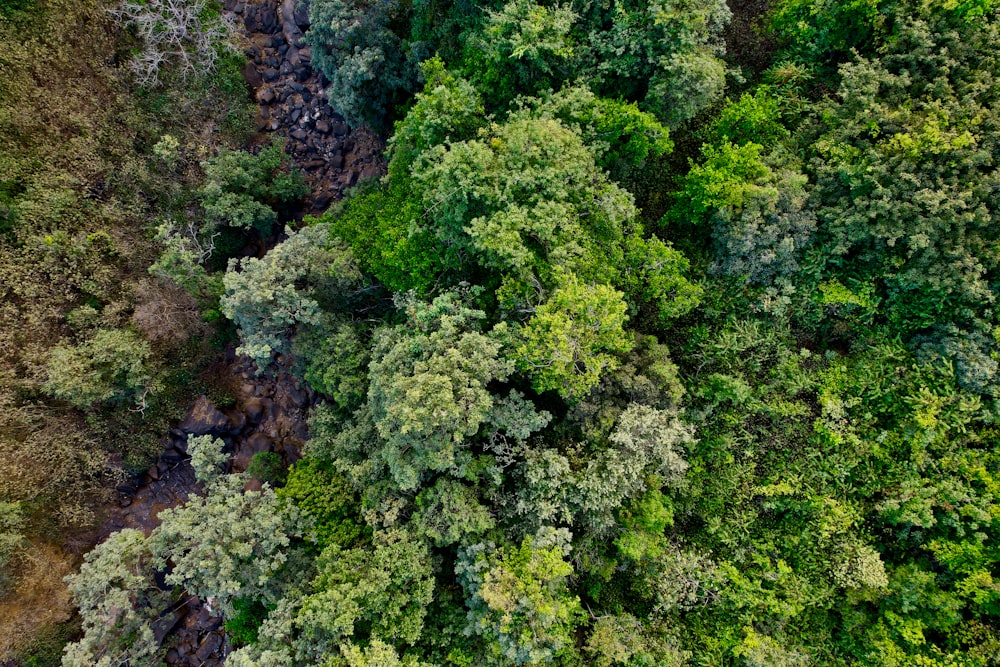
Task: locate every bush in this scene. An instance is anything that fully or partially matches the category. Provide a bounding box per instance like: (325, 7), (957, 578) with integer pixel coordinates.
(44, 328), (153, 409)
(199, 142), (308, 236)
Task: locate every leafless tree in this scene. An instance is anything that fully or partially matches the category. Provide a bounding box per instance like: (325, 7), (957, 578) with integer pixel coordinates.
(109, 0), (240, 86)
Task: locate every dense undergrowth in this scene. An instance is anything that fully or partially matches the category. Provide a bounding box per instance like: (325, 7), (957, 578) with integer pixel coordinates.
(5, 0), (1000, 664)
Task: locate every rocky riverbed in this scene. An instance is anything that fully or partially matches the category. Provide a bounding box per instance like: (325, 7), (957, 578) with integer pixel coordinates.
(89, 0), (388, 663)
(235, 0), (386, 212)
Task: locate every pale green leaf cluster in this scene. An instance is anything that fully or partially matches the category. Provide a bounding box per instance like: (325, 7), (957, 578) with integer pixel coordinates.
(222, 223), (361, 371)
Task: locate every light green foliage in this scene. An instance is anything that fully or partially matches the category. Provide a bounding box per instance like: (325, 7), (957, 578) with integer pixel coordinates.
(614, 487), (674, 561)
(234, 529), (434, 665)
(387, 57), (486, 180)
(465, 0), (577, 104)
(414, 116), (637, 286)
(514, 274), (633, 400)
(221, 223), (361, 370)
(199, 142), (308, 235)
(0, 501), (26, 593)
(150, 476), (305, 615)
(733, 627), (811, 667)
(62, 529), (168, 667)
(457, 530), (584, 665)
(307, 0), (424, 127)
(521, 86), (674, 172)
(621, 234), (702, 325)
(672, 142), (773, 221)
(303, 529), (434, 646)
(278, 458), (367, 549)
(584, 614), (689, 667)
(708, 89), (789, 147)
(44, 328), (152, 409)
(581, 0), (731, 126)
(333, 639), (429, 667)
(831, 544), (889, 591)
(367, 291), (512, 490)
(187, 434), (228, 483)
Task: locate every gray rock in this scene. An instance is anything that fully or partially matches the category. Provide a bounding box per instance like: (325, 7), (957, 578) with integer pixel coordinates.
(195, 633), (223, 662)
(242, 62), (262, 89)
(195, 605), (223, 632)
(232, 433), (274, 473)
(257, 86), (275, 104)
(315, 119), (330, 134)
(153, 610), (183, 644)
(225, 408), (247, 434)
(178, 395), (231, 436)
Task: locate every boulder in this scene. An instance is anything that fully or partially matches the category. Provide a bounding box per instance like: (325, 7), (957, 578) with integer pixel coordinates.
(195, 605), (223, 632)
(195, 633), (223, 662)
(232, 433), (274, 473)
(225, 409), (247, 434)
(178, 396), (231, 436)
(242, 62), (262, 89)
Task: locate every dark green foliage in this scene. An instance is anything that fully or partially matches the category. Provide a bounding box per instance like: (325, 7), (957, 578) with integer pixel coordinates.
(463, 0), (577, 107)
(324, 177), (451, 294)
(224, 598), (271, 647)
(307, 0), (426, 128)
(246, 451), (286, 487)
(0, 0), (32, 19)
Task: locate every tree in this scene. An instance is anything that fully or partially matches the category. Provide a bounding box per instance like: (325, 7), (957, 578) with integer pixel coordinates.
(413, 116), (638, 287)
(808, 10), (1000, 334)
(367, 291), (512, 491)
(457, 529), (584, 665)
(109, 0), (239, 86)
(199, 142), (308, 236)
(575, 404), (692, 533)
(514, 273), (633, 401)
(670, 142), (816, 288)
(186, 434), (228, 484)
(61, 530), (168, 667)
(221, 223), (361, 370)
(620, 234), (702, 325)
(0, 501), (25, 594)
(150, 475), (305, 616)
(306, 0), (425, 127)
(519, 86), (673, 174)
(464, 0), (577, 106)
(411, 477), (496, 546)
(229, 529), (434, 665)
(44, 328), (153, 409)
(386, 58), (486, 180)
(579, 0), (731, 127)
